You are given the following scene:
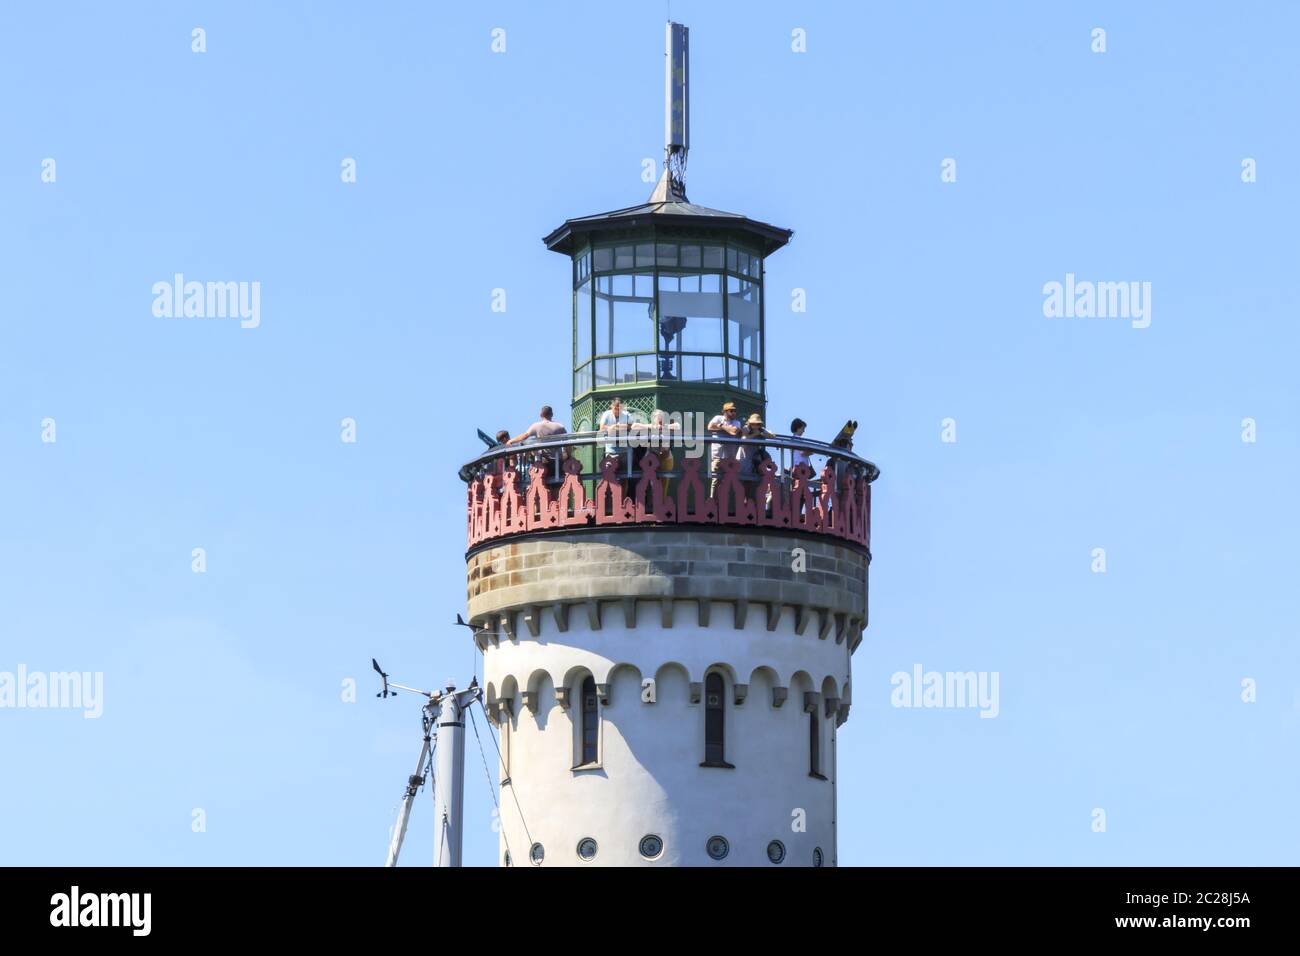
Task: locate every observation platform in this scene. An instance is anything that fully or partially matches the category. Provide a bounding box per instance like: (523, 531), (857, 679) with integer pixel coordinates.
(460, 430), (879, 554)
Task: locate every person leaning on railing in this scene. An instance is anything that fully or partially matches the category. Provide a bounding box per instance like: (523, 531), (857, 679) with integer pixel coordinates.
(598, 396), (633, 469)
(789, 418), (810, 470)
(489, 429), (514, 490)
(737, 413), (775, 499)
(706, 401), (743, 495)
(831, 433), (856, 491)
(506, 404), (568, 478)
(629, 409), (680, 496)
(780, 417), (809, 495)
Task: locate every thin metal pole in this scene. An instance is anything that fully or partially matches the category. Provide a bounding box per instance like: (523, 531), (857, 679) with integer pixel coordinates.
(385, 705), (434, 867)
(431, 684), (481, 867)
(432, 689), (465, 867)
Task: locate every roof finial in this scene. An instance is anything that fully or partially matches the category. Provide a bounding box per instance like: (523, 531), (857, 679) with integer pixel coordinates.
(652, 22), (689, 203)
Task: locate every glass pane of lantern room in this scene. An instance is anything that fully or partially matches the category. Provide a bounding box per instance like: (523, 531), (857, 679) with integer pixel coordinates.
(726, 276), (761, 363)
(575, 280), (592, 365)
(574, 362), (592, 397)
(595, 275), (656, 356)
(594, 358), (614, 387)
(618, 274), (656, 353)
(595, 277), (611, 354)
(659, 272), (723, 353)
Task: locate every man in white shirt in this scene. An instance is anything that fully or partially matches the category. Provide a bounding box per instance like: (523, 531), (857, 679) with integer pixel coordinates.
(707, 401), (743, 494)
(597, 396), (633, 463)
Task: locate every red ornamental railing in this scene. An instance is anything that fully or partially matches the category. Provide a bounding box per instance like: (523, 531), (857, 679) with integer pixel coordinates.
(466, 451), (871, 550)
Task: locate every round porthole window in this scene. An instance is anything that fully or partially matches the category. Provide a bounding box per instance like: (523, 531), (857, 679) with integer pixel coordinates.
(577, 838), (598, 862)
(529, 843), (544, 866)
(639, 835), (664, 860)
(706, 835), (729, 861)
(767, 840), (786, 864)
(813, 847), (824, 867)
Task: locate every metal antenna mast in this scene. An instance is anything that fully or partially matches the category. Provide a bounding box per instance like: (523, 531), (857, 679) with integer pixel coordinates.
(374, 657), (483, 867)
(652, 21), (689, 202)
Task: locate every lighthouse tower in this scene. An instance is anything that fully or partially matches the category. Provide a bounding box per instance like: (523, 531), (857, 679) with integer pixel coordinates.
(462, 23), (878, 867)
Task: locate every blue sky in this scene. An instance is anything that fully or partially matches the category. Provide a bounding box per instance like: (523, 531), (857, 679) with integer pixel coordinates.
(1, 1), (1296, 866)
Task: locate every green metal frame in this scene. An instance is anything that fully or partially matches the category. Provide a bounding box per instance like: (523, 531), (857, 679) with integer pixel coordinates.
(569, 227), (767, 426)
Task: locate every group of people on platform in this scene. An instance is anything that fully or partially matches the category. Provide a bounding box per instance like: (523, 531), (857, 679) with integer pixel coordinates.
(484, 399), (860, 502)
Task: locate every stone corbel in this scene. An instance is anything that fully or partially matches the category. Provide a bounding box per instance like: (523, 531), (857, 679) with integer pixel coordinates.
(794, 605), (811, 636)
(733, 683), (749, 706)
(733, 599), (749, 630)
(689, 682), (702, 704)
(836, 703), (851, 727)
(596, 683), (610, 706)
(766, 602), (782, 631)
(772, 686), (788, 708)
(520, 691), (538, 714)
(554, 686), (572, 709)
(824, 696), (840, 719)
(494, 697), (514, 722)
(660, 599), (674, 628)
(803, 691), (822, 714)
(522, 606), (542, 638)
(848, 621), (865, 652)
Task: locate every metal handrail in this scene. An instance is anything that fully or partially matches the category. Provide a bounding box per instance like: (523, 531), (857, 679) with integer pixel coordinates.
(459, 430), (879, 488)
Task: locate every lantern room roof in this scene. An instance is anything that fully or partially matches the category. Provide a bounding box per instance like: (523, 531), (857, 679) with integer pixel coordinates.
(543, 195), (793, 258)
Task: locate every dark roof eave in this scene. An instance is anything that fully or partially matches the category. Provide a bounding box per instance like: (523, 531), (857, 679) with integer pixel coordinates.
(543, 213), (793, 257)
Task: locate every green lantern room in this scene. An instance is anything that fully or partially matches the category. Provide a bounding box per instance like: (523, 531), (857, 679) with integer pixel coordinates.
(541, 23), (792, 434)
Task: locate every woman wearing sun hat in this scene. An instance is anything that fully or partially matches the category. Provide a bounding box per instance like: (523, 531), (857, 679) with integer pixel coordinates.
(737, 412), (775, 499)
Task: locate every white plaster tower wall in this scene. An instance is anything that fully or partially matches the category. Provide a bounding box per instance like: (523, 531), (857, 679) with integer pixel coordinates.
(471, 530), (867, 867)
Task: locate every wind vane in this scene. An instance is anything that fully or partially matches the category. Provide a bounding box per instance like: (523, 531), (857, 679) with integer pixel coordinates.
(374, 653), (483, 868)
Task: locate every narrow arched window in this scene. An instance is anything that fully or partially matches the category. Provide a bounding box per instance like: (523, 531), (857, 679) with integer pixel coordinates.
(809, 708), (822, 777)
(703, 672), (727, 766)
(581, 676), (598, 765)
